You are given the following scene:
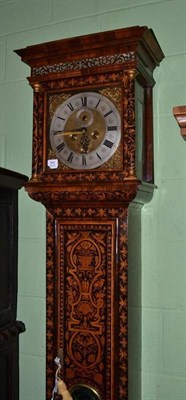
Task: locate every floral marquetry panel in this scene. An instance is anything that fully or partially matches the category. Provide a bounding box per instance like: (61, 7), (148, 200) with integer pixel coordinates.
(56, 221), (115, 399)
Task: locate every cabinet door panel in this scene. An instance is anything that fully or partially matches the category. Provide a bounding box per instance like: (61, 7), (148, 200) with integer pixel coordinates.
(0, 188), (18, 325)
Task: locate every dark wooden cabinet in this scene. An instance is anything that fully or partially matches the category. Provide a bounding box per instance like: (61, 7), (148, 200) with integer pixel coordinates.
(0, 167), (28, 400)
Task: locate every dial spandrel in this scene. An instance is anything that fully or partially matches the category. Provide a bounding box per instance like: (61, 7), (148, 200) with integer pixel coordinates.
(49, 91), (121, 170)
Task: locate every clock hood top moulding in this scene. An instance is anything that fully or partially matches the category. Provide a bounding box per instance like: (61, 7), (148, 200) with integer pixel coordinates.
(15, 25), (164, 78)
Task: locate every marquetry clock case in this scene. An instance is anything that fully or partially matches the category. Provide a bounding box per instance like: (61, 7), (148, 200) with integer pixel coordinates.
(15, 26), (164, 400)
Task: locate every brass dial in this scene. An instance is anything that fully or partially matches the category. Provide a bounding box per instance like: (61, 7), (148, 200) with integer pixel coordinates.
(49, 91), (121, 170)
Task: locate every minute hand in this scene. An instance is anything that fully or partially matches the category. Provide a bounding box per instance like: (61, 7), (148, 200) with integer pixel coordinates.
(53, 128), (86, 136)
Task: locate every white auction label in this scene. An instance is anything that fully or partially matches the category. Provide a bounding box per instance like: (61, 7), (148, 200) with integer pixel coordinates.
(47, 159), (58, 169)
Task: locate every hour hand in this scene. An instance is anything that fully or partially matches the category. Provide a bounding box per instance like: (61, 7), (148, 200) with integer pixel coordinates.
(53, 128), (86, 136)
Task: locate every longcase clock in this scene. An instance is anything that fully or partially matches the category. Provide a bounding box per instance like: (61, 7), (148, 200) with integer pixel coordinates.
(15, 26), (164, 400)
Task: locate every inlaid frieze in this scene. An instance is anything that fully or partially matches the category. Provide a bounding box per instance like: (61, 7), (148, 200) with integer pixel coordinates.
(32, 52), (135, 76)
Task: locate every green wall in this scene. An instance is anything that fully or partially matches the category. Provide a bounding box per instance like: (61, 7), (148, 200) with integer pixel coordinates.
(0, 1), (185, 399)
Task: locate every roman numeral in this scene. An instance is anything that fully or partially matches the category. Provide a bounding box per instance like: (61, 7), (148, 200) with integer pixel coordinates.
(104, 110), (113, 118)
(107, 125), (117, 131)
(67, 102), (74, 112)
(56, 142), (65, 152)
(103, 139), (114, 149)
(95, 99), (101, 108)
(81, 96), (87, 107)
(67, 152), (74, 163)
(96, 152), (102, 160)
(82, 155), (87, 165)
(57, 116), (65, 121)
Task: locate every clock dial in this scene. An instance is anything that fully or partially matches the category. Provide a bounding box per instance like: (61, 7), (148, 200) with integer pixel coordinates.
(49, 92), (121, 170)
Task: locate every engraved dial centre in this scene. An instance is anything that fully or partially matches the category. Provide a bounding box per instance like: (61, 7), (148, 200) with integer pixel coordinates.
(64, 108), (106, 154)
